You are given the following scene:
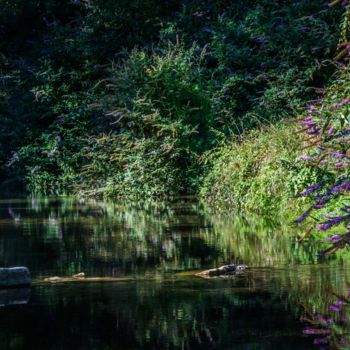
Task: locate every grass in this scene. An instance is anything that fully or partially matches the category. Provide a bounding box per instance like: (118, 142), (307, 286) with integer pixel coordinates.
(200, 123), (322, 214)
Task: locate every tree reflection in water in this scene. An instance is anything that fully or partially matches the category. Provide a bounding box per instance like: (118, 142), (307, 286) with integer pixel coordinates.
(0, 197), (350, 349)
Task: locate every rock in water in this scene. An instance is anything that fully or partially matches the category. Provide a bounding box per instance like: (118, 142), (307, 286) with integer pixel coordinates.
(0, 267), (31, 288)
(196, 264), (248, 278)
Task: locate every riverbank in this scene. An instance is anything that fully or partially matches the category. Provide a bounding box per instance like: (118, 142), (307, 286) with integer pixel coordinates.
(199, 123), (321, 214)
(0, 1), (342, 201)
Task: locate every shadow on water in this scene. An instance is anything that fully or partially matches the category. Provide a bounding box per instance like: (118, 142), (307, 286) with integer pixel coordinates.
(0, 197), (348, 349)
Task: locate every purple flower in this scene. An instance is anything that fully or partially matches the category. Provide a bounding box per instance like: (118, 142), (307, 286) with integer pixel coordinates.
(313, 197), (331, 209)
(340, 337), (349, 346)
(316, 315), (324, 322)
(306, 106), (319, 116)
(316, 315), (330, 326)
(295, 212), (310, 223)
(297, 183), (322, 197)
(313, 338), (327, 345)
(298, 155), (315, 161)
(334, 97), (350, 108)
(330, 181), (350, 193)
(307, 128), (321, 135)
(335, 161), (348, 167)
(335, 299), (345, 306)
(333, 152), (347, 159)
(318, 215), (349, 231)
(303, 328), (331, 335)
(341, 129), (350, 136)
(327, 234), (342, 242)
(328, 127), (335, 135)
(338, 61), (347, 67)
(329, 304), (342, 312)
(302, 120), (317, 127)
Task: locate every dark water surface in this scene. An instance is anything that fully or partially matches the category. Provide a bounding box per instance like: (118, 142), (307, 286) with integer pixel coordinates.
(0, 197), (349, 350)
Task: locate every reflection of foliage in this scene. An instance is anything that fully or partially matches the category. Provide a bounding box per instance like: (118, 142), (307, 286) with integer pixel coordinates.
(1, 198), (220, 276)
(1, 197), (330, 278)
(203, 213), (322, 266)
(4, 198), (350, 348)
(0, 280), (309, 350)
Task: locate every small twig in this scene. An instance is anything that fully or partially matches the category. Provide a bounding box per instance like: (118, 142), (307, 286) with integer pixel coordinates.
(298, 226), (314, 243)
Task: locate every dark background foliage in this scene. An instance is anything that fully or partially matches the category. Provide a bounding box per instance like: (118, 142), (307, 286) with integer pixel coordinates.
(0, 0), (343, 196)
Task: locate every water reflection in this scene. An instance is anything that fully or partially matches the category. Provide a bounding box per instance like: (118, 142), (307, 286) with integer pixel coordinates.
(0, 197), (325, 277)
(0, 288), (30, 308)
(302, 289), (350, 349)
(0, 281), (311, 350)
(0, 197), (347, 349)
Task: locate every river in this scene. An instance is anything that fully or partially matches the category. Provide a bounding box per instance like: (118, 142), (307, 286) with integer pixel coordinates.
(0, 197), (348, 349)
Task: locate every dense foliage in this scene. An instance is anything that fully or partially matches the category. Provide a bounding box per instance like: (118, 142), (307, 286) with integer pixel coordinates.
(200, 123), (323, 214)
(0, 0), (343, 197)
(294, 65), (350, 254)
(292, 3), (350, 257)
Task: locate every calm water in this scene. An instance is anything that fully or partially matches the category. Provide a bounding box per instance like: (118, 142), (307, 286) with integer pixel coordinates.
(0, 197), (349, 350)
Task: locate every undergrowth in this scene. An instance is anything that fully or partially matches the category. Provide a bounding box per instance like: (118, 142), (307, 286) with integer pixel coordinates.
(200, 123), (325, 214)
(0, 0), (344, 198)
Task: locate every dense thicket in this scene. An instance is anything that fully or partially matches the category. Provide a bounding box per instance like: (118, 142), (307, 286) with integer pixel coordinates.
(0, 0), (343, 196)
(200, 123), (325, 214)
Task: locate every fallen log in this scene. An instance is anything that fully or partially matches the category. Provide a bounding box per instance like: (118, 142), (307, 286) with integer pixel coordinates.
(33, 273), (134, 285)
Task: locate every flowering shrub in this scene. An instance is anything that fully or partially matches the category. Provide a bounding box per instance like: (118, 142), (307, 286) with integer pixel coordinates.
(295, 63), (350, 255)
(302, 291), (350, 349)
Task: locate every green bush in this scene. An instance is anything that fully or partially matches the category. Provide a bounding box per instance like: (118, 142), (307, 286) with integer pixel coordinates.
(77, 46), (214, 197)
(200, 123), (324, 214)
(0, 0), (344, 198)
